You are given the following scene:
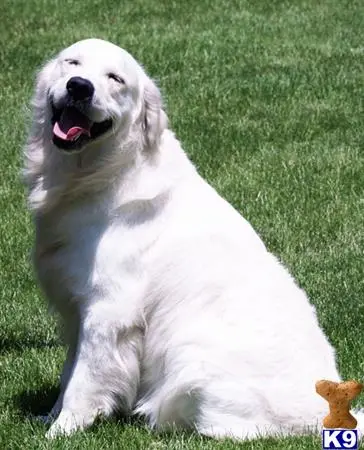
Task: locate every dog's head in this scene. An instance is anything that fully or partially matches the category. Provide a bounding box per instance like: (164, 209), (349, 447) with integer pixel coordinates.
(33, 39), (167, 154)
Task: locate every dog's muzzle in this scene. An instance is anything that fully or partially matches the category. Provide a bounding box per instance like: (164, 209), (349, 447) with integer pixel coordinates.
(51, 78), (113, 152)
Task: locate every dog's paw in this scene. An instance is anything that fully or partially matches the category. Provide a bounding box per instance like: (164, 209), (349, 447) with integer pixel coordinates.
(45, 410), (92, 438)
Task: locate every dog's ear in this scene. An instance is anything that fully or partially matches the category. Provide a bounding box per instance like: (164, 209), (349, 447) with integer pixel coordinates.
(32, 58), (57, 113)
(142, 78), (167, 149)
(23, 58), (58, 204)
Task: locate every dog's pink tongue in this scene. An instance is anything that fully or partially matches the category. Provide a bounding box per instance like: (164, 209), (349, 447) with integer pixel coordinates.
(53, 123), (88, 141)
(53, 107), (92, 141)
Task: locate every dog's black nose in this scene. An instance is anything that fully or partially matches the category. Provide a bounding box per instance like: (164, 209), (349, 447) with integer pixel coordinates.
(66, 77), (94, 101)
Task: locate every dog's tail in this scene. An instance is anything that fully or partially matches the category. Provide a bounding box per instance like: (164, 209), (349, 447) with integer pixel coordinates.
(353, 409), (364, 439)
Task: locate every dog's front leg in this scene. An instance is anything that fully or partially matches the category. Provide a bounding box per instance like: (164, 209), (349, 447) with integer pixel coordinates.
(46, 301), (143, 438)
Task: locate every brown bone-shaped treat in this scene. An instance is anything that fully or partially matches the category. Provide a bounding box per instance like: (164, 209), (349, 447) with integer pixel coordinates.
(315, 380), (363, 429)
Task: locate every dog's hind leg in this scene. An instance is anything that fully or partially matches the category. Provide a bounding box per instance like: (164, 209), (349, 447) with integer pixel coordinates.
(46, 301), (143, 438)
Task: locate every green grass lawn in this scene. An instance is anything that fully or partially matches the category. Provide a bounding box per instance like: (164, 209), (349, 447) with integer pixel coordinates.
(1, 0), (363, 448)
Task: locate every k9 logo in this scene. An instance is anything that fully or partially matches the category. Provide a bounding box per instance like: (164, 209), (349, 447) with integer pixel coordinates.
(322, 429), (358, 449)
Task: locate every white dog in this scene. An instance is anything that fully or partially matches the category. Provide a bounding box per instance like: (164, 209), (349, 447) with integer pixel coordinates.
(23, 38), (362, 439)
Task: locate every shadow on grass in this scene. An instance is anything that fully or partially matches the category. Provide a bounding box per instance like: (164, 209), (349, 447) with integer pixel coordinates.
(14, 384), (146, 429)
(0, 334), (59, 355)
(15, 384), (60, 417)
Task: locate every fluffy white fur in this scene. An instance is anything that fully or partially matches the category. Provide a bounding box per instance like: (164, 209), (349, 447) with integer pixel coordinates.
(23, 38), (362, 439)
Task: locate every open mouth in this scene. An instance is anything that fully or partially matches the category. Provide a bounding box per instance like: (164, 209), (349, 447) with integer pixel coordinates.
(51, 104), (113, 151)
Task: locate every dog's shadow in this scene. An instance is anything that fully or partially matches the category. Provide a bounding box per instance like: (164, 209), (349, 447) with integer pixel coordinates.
(15, 384), (60, 417)
(15, 384), (144, 430)
(0, 334), (59, 356)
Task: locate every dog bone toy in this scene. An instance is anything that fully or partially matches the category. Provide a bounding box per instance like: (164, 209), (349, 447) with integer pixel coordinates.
(315, 379), (363, 429)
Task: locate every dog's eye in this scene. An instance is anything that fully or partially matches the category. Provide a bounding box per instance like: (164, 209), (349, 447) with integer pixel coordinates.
(107, 73), (125, 84)
(65, 59), (80, 66)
